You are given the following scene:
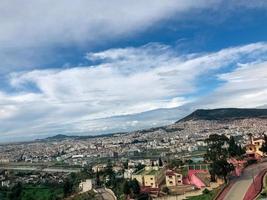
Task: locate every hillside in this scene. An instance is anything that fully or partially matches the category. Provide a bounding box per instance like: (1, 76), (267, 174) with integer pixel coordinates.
(177, 108), (267, 122)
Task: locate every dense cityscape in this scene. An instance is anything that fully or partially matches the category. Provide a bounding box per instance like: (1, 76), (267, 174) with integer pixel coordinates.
(1, 1), (267, 200)
(1, 112), (267, 199)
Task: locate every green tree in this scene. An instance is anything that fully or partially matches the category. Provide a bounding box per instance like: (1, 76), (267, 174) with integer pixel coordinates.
(205, 134), (229, 162)
(211, 159), (234, 183)
(162, 186), (170, 194)
(260, 134), (267, 154)
(205, 134), (234, 182)
(168, 159), (183, 169)
(130, 179), (140, 196)
(9, 182), (23, 200)
(228, 136), (244, 157)
(122, 180), (131, 199)
(158, 158), (163, 167)
(96, 170), (101, 187)
(63, 178), (74, 197)
(135, 163), (145, 172)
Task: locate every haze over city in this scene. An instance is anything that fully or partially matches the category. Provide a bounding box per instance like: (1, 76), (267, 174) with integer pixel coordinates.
(1, 1), (267, 142)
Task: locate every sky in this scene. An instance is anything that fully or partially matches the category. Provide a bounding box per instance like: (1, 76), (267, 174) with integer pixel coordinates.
(1, 0), (267, 142)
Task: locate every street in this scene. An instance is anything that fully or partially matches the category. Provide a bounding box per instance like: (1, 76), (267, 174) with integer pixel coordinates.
(223, 161), (267, 200)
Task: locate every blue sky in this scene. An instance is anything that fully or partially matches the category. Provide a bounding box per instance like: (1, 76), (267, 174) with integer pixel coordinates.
(1, 0), (267, 142)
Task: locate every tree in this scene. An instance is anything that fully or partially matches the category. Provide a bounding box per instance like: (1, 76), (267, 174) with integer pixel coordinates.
(205, 134), (229, 162)
(162, 186), (170, 194)
(158, 158), (163, 167)
(123, 160), (129, 170)
(63, 178), (74, 197)
(9, 182), (22, 200)
(260, 134), (267, 154)
(123, 180), (131, 199)
(135, 163), (145, 172)
(228, 136), (242, 157)
(130, 179), (140, 196)
(96, 170), (101, 187)
(105, 159), (114, 177)
(205, 134), (234, 182)
(168, 159), (183, 169)
(211, 159), (234, 183)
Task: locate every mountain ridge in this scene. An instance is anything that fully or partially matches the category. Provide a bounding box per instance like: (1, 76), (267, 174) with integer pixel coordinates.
(177, 108), (267, 122)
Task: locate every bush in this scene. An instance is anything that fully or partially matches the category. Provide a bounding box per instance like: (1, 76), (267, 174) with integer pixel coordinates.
(162, 186), (170, 194)
(202, 188), (210, 194)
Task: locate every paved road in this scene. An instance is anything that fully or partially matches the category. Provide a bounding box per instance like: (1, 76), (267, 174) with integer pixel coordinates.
(224, 162), (267, 200)
(96, 188), (116, 200)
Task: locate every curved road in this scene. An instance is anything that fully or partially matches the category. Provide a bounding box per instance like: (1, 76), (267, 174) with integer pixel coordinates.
(96, 188), (116, 200)
(223, 161), (267, 200)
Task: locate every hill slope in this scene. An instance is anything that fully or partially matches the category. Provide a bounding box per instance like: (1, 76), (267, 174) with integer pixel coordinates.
(177, 108), (267, 122)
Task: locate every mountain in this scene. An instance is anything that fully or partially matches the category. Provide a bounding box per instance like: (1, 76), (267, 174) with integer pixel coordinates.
(177, 108), (267, 122)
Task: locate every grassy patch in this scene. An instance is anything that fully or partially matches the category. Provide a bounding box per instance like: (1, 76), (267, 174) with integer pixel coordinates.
(186, 187), (220, 200)
(257, 174), (267, 199)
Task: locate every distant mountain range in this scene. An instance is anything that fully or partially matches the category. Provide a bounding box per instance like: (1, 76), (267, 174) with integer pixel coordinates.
(40, 108), (267, 141)
(177, 108), (267, 122)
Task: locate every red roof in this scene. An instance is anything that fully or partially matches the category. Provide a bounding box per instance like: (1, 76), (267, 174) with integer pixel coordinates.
(187, 170), (208, 178)
(166, 170), (176, 176)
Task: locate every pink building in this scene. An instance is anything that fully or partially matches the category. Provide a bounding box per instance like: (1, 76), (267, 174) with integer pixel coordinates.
(228, 158), (246, 177)
(185, 170), (210, 189)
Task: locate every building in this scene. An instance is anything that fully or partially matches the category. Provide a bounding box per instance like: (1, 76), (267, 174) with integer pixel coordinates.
(228, 158), (246, 177)
(165, 170), (183, 187)
(184, 170), (210, 189)
(245, 136), (265, 159)
(132, 166), (165, 188)
(79, 179), (93, 193)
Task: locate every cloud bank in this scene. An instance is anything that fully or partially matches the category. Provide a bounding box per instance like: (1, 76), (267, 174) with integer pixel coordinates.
(0, 42), (267, 141)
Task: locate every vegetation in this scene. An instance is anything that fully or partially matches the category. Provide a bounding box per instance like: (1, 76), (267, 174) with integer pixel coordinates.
(260, 134), (267, 154)
(0, 183), (64, 200)
(179, 108), (267, 122)
(186, 188), (218, 200)
(205, 134), (235, 183)
(257, 174), (267, 199)
(228, 136), (245, 157)
(122, 179), (142, 199)
(68, 191), (97, 200)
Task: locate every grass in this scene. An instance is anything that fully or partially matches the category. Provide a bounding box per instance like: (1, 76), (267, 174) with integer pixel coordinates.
(0, 184), (64, 200)
(21, 185), (63, 200)
(186, 187), (221, 200)
(147, 170), (157, 175)
(257, 174), (267, 199)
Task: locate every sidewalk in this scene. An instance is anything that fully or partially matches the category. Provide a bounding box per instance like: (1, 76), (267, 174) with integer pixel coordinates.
(243, 169), (267, 200)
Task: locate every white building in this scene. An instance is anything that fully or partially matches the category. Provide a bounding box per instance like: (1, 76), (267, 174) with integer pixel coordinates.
(79, 179), (93, 193)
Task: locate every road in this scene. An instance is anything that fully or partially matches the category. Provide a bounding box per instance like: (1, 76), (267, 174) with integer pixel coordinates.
(223, 161), (267, 200)
(0, 166), (80, 173)
(96, 188), (116, 200)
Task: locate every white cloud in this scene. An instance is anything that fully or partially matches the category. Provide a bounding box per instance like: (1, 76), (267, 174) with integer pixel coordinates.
(196, 61), (267, 108)
(0, 42), (267, 141)
(1, 0), (267, 71)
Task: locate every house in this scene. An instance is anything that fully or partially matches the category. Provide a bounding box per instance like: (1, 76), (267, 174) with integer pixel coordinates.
(245, 136), (265, 160)
(228, 158), (246, 176)
(132, 166), (165, 188)
(79, 179), (93, 193)
(124, 169), (134, 179)
(185, 170), (210, 189)
(1, 180), (10, 187)
(165, 170), (183, 187)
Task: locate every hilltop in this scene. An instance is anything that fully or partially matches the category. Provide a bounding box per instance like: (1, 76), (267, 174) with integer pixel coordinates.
(177, 108), (267, 122)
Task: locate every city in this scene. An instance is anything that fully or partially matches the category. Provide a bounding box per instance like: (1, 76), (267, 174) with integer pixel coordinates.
(1, 109), (267, 199)
(1, 1), (267, 200)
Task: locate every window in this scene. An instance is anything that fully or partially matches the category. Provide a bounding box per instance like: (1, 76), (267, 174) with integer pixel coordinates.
(169, 181), (173, 184)
(150, 177), (153, 180)
(151, 183), (153, 186)
(169, 176), (173, 179)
